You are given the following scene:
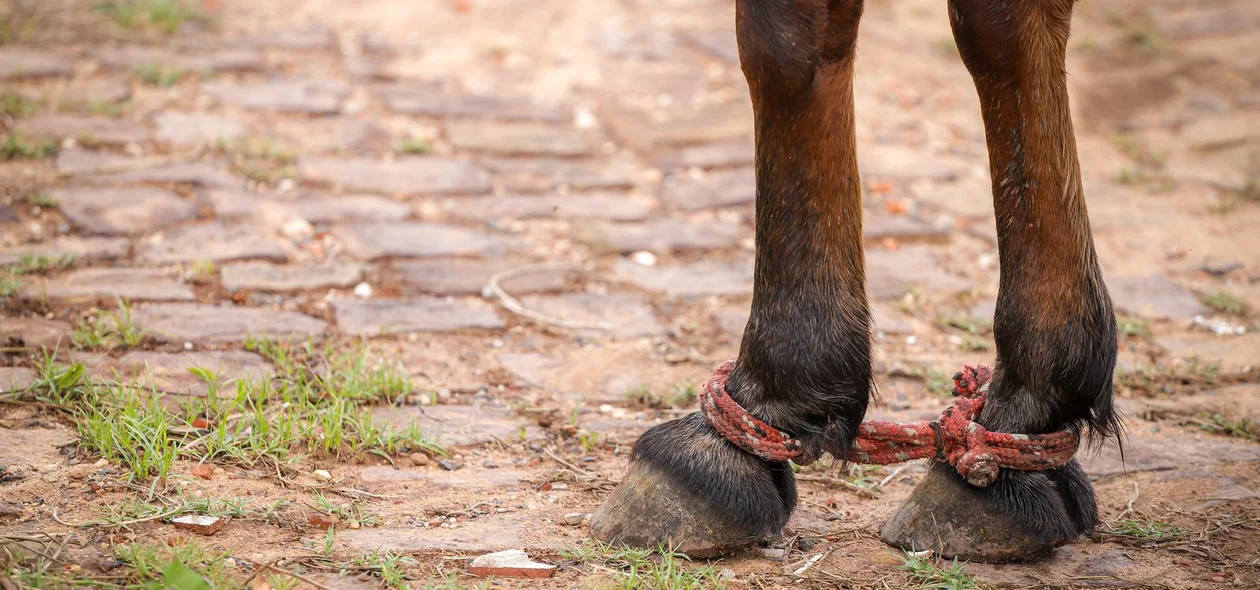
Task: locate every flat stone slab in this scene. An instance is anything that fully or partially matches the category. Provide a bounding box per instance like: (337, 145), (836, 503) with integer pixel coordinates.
(0, 367), (36, 394)
(22, 268), (193, 302)
(335, 222), (502, 260)
(299, 156), (492, 196)
(1082, 432), (1260, 479)
(202, 80), (350, 114)
(372, 404), (542, 447)
(92, 162), (241, 188)
(53, 186), (197, 235)
(859, 145), (963, 182)
(340, 515), (542, 554)
(97, 45), (262, 73)
(0, 48), (73, 79)
(864, 215), (951, 244)
(661, 168), (755, 210)
(613, 258), (752, 297)
(208, 189), (411, 225)
(397, 259), (569, 296)
(445, 119), (596, 157)
(656, 137), (754, 171)
(1108, 274), (1210, 320)
(441, 194), (652, 222)
(14, 115), (150, 145)
(271, 117), (386, 154)
(107, 350), (275, 396)
(59, 151), (243, 187)
(154, 112), (249, 146)
(579, 219), (743, 253)
(480, 157), (636, 192)
(517, 293), (663, 339)
(0, 237), (130, 267)
(604, 101), (753, 148)
(239, 26), (337, 50)
(137, 224), (287, 264)
(135, 303), (328, 344)
(866, 248), (972, 300)
(0, 317), (73, 350)
(221, 261), (364, 292)
(332, 298), (505, 336)
(62, 80), (133, 105)
(378, 85), (566, 121)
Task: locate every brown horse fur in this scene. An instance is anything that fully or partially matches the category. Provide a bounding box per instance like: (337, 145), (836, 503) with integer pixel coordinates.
(591, 0), (1119, 561)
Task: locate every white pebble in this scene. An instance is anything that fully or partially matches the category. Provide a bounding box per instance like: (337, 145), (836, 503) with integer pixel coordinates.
(282, 218), (314, 240)
(630, 251), (657, 267)
(353, 282), (373, 298)
(312, 469), (332, 481)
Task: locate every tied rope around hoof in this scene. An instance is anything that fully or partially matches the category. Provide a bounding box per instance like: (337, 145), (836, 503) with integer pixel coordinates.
(697, 360), (1081, 487)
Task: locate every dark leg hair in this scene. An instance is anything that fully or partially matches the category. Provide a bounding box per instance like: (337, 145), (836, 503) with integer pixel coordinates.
(590, 0), (873, 554)
(882, 0), (1120, 561)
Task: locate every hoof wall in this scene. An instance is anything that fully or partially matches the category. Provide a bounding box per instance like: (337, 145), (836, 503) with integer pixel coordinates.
(881, 462), (1062, 562)
(590, 458), (761, 557)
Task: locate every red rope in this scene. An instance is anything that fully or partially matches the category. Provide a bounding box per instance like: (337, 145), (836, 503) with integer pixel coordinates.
(697, 361), (1081, 487)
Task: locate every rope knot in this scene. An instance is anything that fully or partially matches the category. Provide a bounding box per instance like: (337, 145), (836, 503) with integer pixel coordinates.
(697, 359), (1082, 486)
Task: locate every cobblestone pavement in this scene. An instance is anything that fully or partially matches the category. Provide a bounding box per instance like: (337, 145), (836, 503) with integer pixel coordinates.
(1, 0), (1258, 587)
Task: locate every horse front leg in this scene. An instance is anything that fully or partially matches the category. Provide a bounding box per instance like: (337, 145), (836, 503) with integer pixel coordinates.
(590, 0), (873, 555)
(882, 0), (1120, 562)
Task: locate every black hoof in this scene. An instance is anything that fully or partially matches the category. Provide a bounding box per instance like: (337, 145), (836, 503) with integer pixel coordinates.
(881, 459), (1097, 562)
(590, 413), (795, 557)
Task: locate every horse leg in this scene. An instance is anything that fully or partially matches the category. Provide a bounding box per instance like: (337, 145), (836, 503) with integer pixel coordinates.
(881, 0), (1120, 561)
(590, 0), (873, 555)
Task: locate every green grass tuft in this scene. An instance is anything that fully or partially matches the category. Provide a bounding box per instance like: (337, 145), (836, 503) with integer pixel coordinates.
(9, 253), (76, 275)
(1108, 519), (1185, 543)
(897, 551), (981, 590)
(563, 541), (728, 589)
(1201, 291), (1251, 317)
(134, 63), (187, 87)
(95, 0), (204, 34)
(0, 134), (57, 160)
(392, 137), (431, 155)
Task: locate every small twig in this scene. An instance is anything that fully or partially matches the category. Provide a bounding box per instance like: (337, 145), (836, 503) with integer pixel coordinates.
(877, 465), (908, 488)
(483, 264), (612, 330)
(237, 557), (335, 590)
(52, 505), (185, 529)
(333, 487), (400, 500)
(792, 551), (829, 577)
(1113, 481), (1140, 524)
(543, 447), (591, 476)
(795, 475), (880, 498)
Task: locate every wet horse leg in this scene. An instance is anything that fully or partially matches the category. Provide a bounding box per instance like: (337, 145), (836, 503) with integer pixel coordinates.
(882, 0), (1120, 561)
(590, 0), (873, 555)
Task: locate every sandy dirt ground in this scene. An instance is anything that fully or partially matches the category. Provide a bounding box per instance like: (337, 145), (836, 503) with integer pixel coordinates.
(1, 0), (1258, 588)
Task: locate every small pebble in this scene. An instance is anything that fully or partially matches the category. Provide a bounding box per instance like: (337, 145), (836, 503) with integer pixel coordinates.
(353, 282), (373, 298)
(438, 459), (463, 471)
(483, 460), (500, 469)
(760, 547), (786, 560)
(312, 469), (332, 481)
(630, 251), (657, 266)
(562, 513), (584, 526)
(409, 452), (430, 467)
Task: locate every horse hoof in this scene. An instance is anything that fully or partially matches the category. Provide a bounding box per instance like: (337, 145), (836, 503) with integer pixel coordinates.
(881, 460), (1096, 562)
(589, 413), (795, 557)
